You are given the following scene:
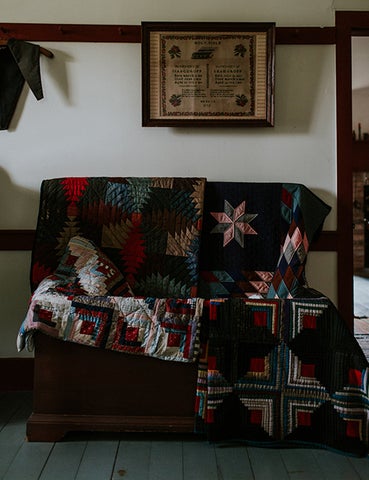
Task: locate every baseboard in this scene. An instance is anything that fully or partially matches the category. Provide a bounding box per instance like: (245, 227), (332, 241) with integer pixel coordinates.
(26, 413), (195, 442)
(0, 358), (34, 391)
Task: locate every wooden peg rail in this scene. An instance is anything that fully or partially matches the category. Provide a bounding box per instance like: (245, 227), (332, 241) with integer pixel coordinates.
(0, 23), (336, 45)
(0, 23), (142, 43)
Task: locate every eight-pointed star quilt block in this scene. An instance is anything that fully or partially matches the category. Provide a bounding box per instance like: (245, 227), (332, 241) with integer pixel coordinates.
(199, 182), (282, 298)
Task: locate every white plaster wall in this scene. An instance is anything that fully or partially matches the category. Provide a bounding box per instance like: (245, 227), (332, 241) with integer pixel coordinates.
(0, 0), (337, 26)
(0, 43), (337, 226)
(1, 0), (364, 357)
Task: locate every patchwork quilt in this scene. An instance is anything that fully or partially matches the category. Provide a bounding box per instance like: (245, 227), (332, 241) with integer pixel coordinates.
(18, 273), (203, 363)
(198, 182), (331, 299)
(31, 177), (206, 298)
(195, 297), (369, 456)
(18, 287), (369, 455)
(18, 177), (369, 456)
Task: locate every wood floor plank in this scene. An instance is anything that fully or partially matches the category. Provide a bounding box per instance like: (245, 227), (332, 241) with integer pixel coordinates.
(214, 444), (254, 480)
(247, 447), (289, 480)
(0, 444), (23, 479)
(0, 396), (33, 479)
(75, 439), (119, 480)
(0, 392), (32, 432)
(39, 441), (87, 480)
(312, 449), (362, 479)
(182, 441), (219, 480)
(148, 440), (183, 480)
(112, 440), (152, 480)
(280, 448), (322, 479)
(0, 393), (367, 480)
(348, 455), (369, 480)
(0, 403), (32, 445)
(0, 394), (22, 430)
(2, 442), (54, 480)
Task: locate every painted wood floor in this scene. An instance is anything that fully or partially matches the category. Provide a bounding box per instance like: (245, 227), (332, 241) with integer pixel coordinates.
(354, 275), (369, 326)
(1, 392), (369, 480)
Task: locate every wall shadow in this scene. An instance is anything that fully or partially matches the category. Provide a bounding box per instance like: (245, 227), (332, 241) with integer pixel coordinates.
(0, 167), (39, 229)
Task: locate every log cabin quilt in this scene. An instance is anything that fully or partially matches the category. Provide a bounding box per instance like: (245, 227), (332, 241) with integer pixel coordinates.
(18, 288), (369, 455)
(18, 272), (203, 363)
(195, 297), (369, 457)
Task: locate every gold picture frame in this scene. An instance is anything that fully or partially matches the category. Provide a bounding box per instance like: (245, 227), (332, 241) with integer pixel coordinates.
(142, 22), (275, 127)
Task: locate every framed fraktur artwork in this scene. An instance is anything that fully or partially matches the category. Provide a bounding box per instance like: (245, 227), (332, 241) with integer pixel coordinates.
(142, 22), (275, 127)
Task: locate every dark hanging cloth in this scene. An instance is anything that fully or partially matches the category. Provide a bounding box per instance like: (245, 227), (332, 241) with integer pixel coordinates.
(0, 38), (43, 130)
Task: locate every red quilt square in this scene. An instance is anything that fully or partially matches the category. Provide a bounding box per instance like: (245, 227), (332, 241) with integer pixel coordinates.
(208, 355), (217, 370)
(297, 411), (312, 426)
(125, 326), (139, 342)
(250, 409), (263, 425)
(301, 363), (315, 378)
(349, 368), (362, 386)
(249, 357), (265, 373)
(209, 303), (218, 321)
(80, 320), (95, 335)
(253, 311), (267, 327)
(303, 314), (317, 329)
(346, 420), (361, 438)
(168, 332), (181, 347)
(37, 309), (53, 321)
(207, 408), (215, 424)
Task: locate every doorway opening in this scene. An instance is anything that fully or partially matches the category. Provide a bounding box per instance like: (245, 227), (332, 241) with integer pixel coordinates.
(351, 32), (369, 358)
(353, 173), (369, 335)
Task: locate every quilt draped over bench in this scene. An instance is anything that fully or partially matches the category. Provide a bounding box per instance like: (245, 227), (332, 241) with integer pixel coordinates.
(198, 182), (331, 299)
(30, 176), (206, 298)
(18, 291), (369, 456)
(18, 277), (203, 362)
(17, 177), (369, 456)
(194, 297), (369, 457)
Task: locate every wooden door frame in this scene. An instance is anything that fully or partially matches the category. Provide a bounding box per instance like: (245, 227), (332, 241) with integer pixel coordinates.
(336, 11), (369, 329)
